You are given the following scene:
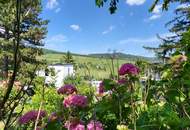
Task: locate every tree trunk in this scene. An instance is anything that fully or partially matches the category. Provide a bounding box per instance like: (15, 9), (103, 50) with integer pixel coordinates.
(2, 55), (9, 80)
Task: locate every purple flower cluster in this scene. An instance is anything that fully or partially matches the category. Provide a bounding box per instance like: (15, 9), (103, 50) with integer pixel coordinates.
(63, 95), (88, 108)
(65, 120), (85, 130)
(117, 78), (127, 84)
(87, 120), (103, 130)
(18, 110), (46, 124)
(57, 84), (77, 95)
(98, 82), (104, 94)
(118, 63), (139, 76)
(65, 120), (103, 130)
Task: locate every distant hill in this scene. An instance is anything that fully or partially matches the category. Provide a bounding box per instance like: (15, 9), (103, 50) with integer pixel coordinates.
(43, 48), (88, 57)
(88, 53), (156, 62)
(42, 48), (157, 62)
(43, 48), (65, 54)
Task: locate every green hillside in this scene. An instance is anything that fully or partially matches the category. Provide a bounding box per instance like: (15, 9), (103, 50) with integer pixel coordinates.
(40, 49), (155, 79)
(42, 48), (156, 61)
(88, 52), (156, 61)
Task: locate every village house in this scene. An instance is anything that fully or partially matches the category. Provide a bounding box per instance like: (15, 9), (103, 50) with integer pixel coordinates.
(36, 63), (74, 88)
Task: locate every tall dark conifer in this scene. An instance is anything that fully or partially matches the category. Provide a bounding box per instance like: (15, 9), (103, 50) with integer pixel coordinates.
(0, 0), (48, 128)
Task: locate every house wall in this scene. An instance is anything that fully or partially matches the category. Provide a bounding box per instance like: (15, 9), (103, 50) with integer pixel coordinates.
(49, 64), (74, 88)
(37, 64), (74, 88)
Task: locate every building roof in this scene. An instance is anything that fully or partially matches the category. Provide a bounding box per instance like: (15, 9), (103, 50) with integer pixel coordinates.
(49, 63), (74, 66)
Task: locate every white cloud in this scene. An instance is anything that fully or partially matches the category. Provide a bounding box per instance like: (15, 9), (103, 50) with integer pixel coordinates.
(119, 37), (158, 45)
(46, 0), (58, 10)
(55, 8), (61, 13)
(126, 0), (146, 6)
(118, 32), (176, 56)
(102, 26), (115, 35)
(118, 36), (159, 57)
(119, 32), (175, 45)
(70, 24), (80, 31)
(46, 34), (68, 43)
(146, 4), (162, 21)
(149, 14), (161, 20)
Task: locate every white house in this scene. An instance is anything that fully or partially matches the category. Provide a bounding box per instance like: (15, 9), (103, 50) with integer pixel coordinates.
(91, 80), (102, 88)
(36, 63), (74, 88)
(90, 80), (102, 93)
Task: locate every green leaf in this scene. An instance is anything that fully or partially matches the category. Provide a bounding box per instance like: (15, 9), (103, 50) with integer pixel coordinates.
(45, 121), (65, 130)
(103, 79), (116, 91)
(96, 0), (103, 7)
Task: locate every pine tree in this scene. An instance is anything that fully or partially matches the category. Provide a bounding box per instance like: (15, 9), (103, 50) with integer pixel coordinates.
(0, 1), (15, 79)
(145, 1), (190, 60)
(149, 0), (190, 124)
(0, 0), (48, 128)
(62, 51), (75, 64)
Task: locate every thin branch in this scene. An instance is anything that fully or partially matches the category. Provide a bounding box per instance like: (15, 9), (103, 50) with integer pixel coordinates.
(1, 0), (21, 112)
(182, 105), (190, 120)
(34, 102), (43, 130)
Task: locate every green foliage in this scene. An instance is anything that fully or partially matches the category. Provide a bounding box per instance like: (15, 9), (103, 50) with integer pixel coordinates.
(64, 76), (95, 96)
(1, 0), (190, 130)
(0, 0), (48, 127)
(24, 87), (61, 114)
(137, 103), (183, 130)
(64, 76), (82, 86)
(96, 0), (119, 14)
(45, 121), (66, 130)
(24, 77), (61, 114)
(150, 0), (189, 12)
(61, 51), (75, 64)
(135, 60), (149, 76)
(102, 79), (116, 91)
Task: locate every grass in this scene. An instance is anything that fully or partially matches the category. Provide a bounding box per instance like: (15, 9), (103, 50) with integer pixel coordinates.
(39, 53), (134, 79)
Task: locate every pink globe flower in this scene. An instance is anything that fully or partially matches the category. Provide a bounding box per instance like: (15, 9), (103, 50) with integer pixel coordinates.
(98, 82), (104, 94)
(57, 84), (77, 95)
(87, 120), (103, 130)
(65, 120), (85, 130)
(74, 123), (85, 130)
(18, 110), (46, 124)
(63, 95), (88, 108)
(118, 63), (139, 76)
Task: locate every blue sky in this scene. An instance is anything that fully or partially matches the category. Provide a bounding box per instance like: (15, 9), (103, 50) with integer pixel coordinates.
(41, 0), (177, 57)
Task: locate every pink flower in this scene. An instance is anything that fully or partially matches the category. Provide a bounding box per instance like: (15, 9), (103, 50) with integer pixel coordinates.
(18, 110), (46, 124)
(74, 123), (85, 130)
(65, 120), (85, 130)
(117, 78), (127, 84)
(98, 82), (104, 94)
(57, 84), (77, 95)
(87, 120), (103, 130)
(118, 63), (139, 76)
(63, 95), (88, 108)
